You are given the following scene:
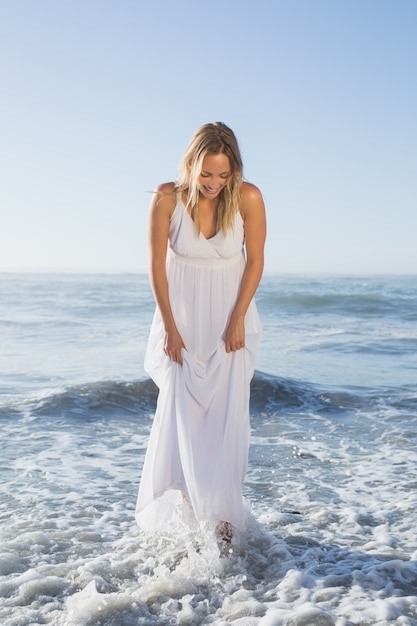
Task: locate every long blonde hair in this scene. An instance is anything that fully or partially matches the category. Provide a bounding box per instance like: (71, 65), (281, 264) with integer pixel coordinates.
(175, 122), (243, 235)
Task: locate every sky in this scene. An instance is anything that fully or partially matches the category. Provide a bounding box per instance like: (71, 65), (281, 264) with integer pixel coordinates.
(0, 0), (416, 275)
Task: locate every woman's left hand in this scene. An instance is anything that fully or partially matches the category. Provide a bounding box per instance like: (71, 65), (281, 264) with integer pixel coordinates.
(224, 182), (265, 355)
(225, 313), (245, 352)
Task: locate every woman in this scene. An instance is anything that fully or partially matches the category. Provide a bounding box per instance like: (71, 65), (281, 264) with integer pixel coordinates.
(136, 122), (266, 541)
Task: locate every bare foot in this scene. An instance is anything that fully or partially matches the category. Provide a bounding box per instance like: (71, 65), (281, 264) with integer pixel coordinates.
(216, 521), (233, 544)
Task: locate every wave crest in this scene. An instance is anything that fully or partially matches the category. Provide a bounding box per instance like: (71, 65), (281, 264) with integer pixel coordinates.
(1, 372), (372, 422)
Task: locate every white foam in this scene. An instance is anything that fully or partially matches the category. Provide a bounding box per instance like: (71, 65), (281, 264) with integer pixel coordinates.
(2, 426), (417, 626)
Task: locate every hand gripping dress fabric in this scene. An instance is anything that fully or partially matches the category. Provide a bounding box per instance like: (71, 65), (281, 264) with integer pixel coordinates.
(135, 196), (262, 532)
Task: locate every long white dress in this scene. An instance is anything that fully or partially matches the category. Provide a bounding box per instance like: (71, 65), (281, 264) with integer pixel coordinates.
(135, 195), (262, 532)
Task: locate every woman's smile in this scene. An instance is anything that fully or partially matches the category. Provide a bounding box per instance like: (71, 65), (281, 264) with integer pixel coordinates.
(197, 153), (231, 199)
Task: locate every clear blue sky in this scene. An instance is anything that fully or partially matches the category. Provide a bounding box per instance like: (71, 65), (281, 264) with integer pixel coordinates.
(1, 0), (416, 274)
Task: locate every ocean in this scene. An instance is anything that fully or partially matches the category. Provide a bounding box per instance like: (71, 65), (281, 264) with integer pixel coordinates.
(1, 272), (416, 626)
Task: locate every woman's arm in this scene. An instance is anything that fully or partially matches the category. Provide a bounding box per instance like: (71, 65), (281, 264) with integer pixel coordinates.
(225, 182), (266, 353)
(148, 183), (185, 364)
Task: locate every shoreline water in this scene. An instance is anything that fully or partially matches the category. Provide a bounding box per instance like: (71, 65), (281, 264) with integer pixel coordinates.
(1, 273), (416, 624)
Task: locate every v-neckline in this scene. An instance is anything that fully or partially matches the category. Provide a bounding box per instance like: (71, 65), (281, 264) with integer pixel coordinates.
(180, 198), (220, 242)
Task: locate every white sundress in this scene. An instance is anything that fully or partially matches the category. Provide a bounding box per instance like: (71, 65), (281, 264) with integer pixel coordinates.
(135, 195), (262, 532)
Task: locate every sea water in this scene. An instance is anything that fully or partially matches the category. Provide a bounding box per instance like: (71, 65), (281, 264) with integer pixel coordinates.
(0, 273), (416, 626)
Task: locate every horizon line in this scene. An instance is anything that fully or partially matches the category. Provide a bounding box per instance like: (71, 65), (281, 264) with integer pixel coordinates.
(1, 268), (416, 278)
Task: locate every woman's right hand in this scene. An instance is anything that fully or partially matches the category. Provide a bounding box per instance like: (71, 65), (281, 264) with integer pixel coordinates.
(148, 183), (185, 365)
(163, 327), (185, 365)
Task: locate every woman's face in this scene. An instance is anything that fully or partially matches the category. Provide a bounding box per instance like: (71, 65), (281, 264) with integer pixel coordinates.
(197, 153), (231, 200)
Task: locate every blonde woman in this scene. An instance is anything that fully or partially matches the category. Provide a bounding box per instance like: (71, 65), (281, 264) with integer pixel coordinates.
(136, 122), (266, 542)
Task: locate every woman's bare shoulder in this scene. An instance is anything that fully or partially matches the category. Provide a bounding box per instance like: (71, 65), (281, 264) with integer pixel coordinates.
(240, 181), (263, 201)
(155, 181), (176, 194)
(151, 182), (178, 216)
(239, 181), (265, 219)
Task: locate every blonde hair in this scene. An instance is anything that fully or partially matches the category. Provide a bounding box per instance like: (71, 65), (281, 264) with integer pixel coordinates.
(175, 122), (243, 235)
